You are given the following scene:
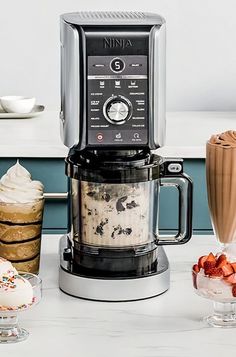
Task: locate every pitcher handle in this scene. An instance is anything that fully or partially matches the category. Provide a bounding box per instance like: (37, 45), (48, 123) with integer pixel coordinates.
(155, 159), (193, 245)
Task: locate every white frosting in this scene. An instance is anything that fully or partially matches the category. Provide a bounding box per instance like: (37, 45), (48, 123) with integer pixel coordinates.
(0, 161), (44, 203)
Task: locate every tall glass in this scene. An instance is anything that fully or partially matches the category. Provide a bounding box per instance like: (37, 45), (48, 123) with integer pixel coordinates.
(206, 140), (236, 247)
(0, 198), (44, 274)
(193, 135), (236, 327)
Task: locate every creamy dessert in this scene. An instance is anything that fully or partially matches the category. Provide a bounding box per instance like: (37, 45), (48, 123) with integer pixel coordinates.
(0, 257), (33, 310)
(206, 131), (236, 244)
(0, 161), (44, 273)
(192, 252), (236, 302)
(0, 256), (17, 277)
(76, 181), (150, 247)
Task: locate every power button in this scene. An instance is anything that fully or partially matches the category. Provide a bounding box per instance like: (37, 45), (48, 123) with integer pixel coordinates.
(96, 133), (103, 142)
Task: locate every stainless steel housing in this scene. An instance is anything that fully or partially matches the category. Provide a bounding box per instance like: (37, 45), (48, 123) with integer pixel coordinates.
(60, 11), (166, 150)
(62, 11), (165, 26)
(59, 234), (170, 301)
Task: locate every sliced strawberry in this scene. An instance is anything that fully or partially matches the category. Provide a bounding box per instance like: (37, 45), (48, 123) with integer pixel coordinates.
(224, 273), (236, 284)
(204, 260), (216, 275)
(206, 252), (216, 263)
(203, 252), (217, 274)
(204, 260), (216, 273)
(232, 284), (236, 297)
(222, 263), (234, 277)
(231, 262), (236, 273)
(206, 267), (223, 277)
(216, 254), (227, 268)
(192, 264), (200, 273)
(198, 255), (208, 269)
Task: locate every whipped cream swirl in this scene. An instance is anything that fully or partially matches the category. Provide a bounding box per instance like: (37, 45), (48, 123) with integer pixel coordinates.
(0, 161), (44, 203)
(209, 130), (236, 148)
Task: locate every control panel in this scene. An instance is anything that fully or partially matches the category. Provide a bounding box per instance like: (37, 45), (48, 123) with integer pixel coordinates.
(87, 55), (148, 146)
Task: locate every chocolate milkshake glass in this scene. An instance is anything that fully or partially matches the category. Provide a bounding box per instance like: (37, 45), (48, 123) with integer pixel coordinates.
(192, 131), (236, 327)
(206, 131), (236, 248)
(0, 161), (44, 274)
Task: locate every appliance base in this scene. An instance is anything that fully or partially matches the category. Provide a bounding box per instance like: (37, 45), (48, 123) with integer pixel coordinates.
(59, 235), (170, 302)
(59, 267), (170, 301)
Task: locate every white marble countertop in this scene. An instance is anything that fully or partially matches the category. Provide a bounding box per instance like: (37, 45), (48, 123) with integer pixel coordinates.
(2, 234), (235, 356)
(0, 110), (68, 158)
(0, 111), (235, 158)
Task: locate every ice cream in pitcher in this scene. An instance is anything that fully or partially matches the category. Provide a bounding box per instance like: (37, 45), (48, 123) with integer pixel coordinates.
(0, 161), (44, 273)
(75, 181), (150, 247)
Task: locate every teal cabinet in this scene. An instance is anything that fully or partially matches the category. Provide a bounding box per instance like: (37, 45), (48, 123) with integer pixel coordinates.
(0, 158), (213, 234)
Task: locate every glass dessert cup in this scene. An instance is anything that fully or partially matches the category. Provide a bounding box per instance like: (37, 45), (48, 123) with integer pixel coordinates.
(192, 269), (236, 328)
(0, 273), (42, 343)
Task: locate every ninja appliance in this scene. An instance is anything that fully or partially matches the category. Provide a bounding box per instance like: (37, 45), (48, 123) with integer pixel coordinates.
(59, 11), (193, 301)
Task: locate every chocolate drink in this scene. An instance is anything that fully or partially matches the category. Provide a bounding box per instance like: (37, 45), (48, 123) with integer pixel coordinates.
(206, 131), (236, 244)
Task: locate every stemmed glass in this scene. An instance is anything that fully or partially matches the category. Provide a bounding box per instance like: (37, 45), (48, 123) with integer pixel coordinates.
(0, 273), (42, 343)
(193, 132), (236, 327)
(192, 264), (236, 328)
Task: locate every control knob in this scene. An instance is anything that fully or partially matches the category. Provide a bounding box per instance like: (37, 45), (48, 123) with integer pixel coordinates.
(103, 96), (132, 125)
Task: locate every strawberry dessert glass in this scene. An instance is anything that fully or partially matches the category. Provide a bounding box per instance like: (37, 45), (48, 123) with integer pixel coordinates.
(192, 252), (236, 327)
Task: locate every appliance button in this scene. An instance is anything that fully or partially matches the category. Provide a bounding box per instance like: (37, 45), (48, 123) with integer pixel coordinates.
(96, 133), (104, 141)
(131, 132), (142, 142)
(115, 132), (122, 139)
(114, 132), (123, 142)
(167, 163), (182, 173)
(110, 58), (125, 73)
(91, 100), (100, 105)
(130, 63), (142, 67)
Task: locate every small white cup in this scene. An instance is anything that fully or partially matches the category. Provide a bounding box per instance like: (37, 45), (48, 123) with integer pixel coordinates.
(0, 96), (36, 114)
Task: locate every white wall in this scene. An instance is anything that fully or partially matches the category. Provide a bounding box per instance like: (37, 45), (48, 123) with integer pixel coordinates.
(1, 0), (236, 111)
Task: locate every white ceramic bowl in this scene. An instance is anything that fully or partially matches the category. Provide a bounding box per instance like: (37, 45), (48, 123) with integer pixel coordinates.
(0, 96), (36, 114)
